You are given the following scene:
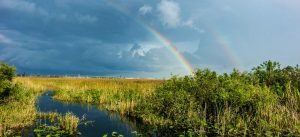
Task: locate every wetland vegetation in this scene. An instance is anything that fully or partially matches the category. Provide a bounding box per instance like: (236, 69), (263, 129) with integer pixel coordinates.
(16, 76), (162, 115)
(0, 63), (40, 136)
(1, 61), (300, 136)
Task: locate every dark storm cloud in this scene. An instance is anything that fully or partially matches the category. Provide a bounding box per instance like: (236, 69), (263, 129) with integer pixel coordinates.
(0, 0), (176, 76)
(0, 0), (149, 43)
(1, 0), (300, 77)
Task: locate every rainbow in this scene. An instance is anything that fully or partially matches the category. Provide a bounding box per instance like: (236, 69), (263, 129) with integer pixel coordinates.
(104, 1), (241, 74)
(206, 27), (241, 69)
(145, 25), (194, 74)
(105, 1), (195, 74)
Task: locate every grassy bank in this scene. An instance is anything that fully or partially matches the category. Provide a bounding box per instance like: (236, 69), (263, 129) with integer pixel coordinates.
(0, 63), (45, 136)
(0, 63), (82, 136)
(15, 77), (162, 114)
(0, 84), (38, 136)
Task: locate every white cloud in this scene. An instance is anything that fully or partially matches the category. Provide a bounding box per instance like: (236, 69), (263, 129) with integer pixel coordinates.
(155, 0), (205, 33)
(182, 20), (205, 33)
(0, 0), (36, 12)
(157, 0), (181, 28)
(139, 5), (152, 15)
(0, 34), (13, 44)
(129, 43), (160, 57)
(0, 0), (48, 16)
(75, 14), (98, 23)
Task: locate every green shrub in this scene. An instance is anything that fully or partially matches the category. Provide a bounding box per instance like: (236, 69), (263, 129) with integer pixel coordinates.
(136, 62), (300, 136)
(0, 63), (16, 81)
(0, 63), (16, 99)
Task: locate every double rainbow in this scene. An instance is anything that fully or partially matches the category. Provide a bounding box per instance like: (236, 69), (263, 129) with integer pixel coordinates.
(104, 1), (240, 74)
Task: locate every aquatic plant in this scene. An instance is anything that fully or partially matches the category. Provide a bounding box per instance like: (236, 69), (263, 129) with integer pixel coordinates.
(34, 112), (81, 136)
(58, 112), (80, 135)
(34, 125), (75, 137)
(102, 131), (124, 137)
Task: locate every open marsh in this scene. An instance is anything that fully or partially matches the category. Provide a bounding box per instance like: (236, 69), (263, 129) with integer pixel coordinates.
(15, 77), (162, 114)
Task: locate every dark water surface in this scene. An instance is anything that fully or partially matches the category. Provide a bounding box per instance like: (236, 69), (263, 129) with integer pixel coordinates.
(23, 91), (139, 137)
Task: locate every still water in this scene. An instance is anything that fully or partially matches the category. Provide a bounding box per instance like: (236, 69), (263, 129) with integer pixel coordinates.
(20, 91), (174, 137)
(23, 91), (139, 137)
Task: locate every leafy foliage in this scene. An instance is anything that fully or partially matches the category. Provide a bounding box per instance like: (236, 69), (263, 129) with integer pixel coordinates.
(137, 61), (300, 136)
(0, 62), (40, 136)
(0, 62), (17, 99)
(0, 63), (15, 81)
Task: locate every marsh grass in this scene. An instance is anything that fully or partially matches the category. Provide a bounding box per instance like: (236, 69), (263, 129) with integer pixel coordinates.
(58, 112), (80, 135)
(16, 77), (162, 115)
(0, 76), (161, 136)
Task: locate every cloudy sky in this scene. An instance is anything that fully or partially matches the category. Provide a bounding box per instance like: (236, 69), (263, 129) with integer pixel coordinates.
(0, 0), (300, 78)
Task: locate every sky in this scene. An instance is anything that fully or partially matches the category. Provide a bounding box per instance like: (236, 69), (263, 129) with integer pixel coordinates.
(0, 0), (300, 78)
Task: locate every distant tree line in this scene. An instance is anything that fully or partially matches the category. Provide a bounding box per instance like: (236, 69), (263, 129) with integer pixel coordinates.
(16, 73), (130, 79)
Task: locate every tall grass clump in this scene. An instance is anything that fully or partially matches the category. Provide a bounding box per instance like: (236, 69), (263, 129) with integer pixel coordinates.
(34, 112), (81, 136)
(58, 112), (80, 135)
(136, 61), (300, 136)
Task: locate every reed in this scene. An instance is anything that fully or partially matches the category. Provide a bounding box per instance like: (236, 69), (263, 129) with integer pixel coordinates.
(34, 112), (81, 136)
(58, 112), (80, 135)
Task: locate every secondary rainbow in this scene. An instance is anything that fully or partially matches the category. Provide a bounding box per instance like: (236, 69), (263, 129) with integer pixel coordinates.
(208, 27), (241, 69)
